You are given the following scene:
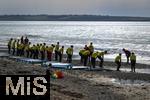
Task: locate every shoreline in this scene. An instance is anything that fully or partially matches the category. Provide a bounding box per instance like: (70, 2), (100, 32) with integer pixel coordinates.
(0, 45), (150, 66)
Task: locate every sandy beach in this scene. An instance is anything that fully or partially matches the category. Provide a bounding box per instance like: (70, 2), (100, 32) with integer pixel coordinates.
(0, 49), (150, 100)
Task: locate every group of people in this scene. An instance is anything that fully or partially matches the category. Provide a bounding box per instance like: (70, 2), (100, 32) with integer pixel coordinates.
(79, 42), (107, 68)
(79, 43), (136, 72)
(115, 49), (136, 72)
(8, 36), (136, 72)
(7, 36), (74, 63)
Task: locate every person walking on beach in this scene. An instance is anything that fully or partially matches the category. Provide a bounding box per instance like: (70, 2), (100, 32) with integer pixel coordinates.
(82, 50), (90, 66)
(115, 53), (122, 71)
(122, 48), (131, 64)
(55, 42), (59, 61)
(130, 52), (136, 72)
(91, 51), (98, 68)
(97, 51), (107, 68)
(66, 45), (74, 63)
(79, 49), (86, 63)
(58, 46), (64, 62)
(8, 38), (13, 54)
(12, 40), (16, 55)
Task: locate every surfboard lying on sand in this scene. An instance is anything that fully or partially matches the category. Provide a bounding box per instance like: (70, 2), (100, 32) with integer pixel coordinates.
(45, 61), (72, 69)
(9, 56), (45, 64)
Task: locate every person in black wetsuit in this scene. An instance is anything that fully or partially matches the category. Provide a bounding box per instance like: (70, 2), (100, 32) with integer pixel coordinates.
(24, 37), (29, 45)
(122, 48), (131, 64)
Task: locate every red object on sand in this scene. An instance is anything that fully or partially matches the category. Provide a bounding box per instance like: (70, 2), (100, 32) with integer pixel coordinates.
(55, 71), (64, 79)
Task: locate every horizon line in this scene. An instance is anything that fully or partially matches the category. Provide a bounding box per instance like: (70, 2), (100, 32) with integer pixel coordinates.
(0, 14), (149, 18)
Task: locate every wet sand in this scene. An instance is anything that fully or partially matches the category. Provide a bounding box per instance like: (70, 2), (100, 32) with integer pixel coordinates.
(0, 56), (150, 100)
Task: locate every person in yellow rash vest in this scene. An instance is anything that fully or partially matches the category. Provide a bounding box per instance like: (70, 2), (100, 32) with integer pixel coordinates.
(55, 42), (59, 61)
(82, 50), (90, 66)
(88, 42), (94, 54)
(115, 53), (122, 71)
(33, 44), (37, 59)
(30, 45), (34, 58)
(16, 39), (20, 56)
(20, 43), (25, 56)
(12, 40), (16, 55)
(47, 44), (55, 61)
(17, 42), (22, 56)
(88, 42), (94, 63)
(35, 44), (40, 59)
(91, 51), (98, 68)
(66, 45), (73, 63)
(8, 38), (13, 54)
(24, 42), (31, 58)
(130, 52), (136, 72)
(58, 46), (64, 62)
(97, 51), (107, 68)
(79, 49), (86, 63)
(40, 43), (46, 60)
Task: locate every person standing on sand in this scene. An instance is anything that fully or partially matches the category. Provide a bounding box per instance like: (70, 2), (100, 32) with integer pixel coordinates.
(46, 44), (54, 61)
(21, 36), (24, 44)
(130, 52), (136, 72)
(40, 43), (46, 60)
(66, 45), (74, 63)
(8, 38), (13, 54)
(30, 45), (34, 58)
(97, 51), (107, 68)
(12, 40), (16, 55)
(35, 44), (40, 59)
(58, 46), (64, 62)
(79, 49), (86, 63)
(84, 45), (89, 50)
(49, 44), (55, 61)
(82, 50), (90, 66)
(24, 37), (29, 45)
(25, 42), (31, 58)
(88, 42), (94, 63)
(122, 48), (131, 64)
(115, 53), (122, 71)
(91, 51), (98, 68)
(88, 42), (94, 54)
(55, 42), (59, 61)
(19, 42), (25, 56)
(16, 39), (20, 56)
(32, 45), (36, 59)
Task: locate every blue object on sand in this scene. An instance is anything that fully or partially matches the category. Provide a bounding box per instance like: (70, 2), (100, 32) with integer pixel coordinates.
(46, 61), (73, 69)
(19, 58), (45, 64)
(9, 56), (46, 64)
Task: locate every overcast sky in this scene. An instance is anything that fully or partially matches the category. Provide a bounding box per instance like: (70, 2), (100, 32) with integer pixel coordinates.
(0, 0), (150, 17)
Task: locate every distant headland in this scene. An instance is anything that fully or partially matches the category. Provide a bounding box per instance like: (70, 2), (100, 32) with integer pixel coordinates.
(0, 15), (150, 21)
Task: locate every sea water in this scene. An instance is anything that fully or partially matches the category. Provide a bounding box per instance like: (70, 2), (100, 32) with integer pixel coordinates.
(0, 21), (150, 64)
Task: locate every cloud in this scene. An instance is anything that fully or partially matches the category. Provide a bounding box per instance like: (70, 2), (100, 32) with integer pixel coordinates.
(0, 0), (149, 16)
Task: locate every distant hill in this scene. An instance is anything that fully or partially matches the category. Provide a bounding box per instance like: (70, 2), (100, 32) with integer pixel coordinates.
(0, 15), (150, 21)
